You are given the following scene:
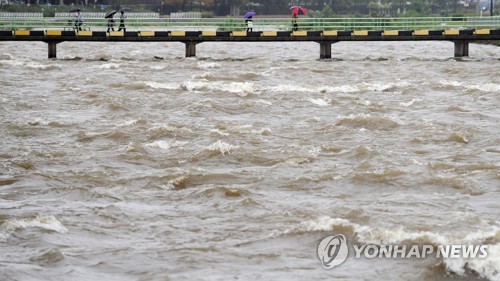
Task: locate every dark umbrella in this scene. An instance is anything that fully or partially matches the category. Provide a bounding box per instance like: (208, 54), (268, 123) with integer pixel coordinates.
(105, 10), (117, 18)
(290, 6), (307, 15)
(244, 11), (256, 19)
(69, 8), (81, 13)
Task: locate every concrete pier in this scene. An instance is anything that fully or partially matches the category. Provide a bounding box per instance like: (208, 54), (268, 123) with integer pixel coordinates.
(48, 41), (58, 59)
(318, 42), (338, 59)
(184, 42), (198, 57)
(453, 41), (469, 57)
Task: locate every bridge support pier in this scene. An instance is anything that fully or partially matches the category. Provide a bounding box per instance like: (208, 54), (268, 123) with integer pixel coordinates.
(47, 41), (59, 59)
(316, 41), (338, 59)
(453, 41), (469, 57)
(184, 42), (199, 57)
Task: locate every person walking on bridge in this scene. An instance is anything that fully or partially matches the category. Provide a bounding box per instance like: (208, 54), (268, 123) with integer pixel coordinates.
(118, 10), (126, 32)
(245, 16), (253, 32)
(244, 11), (256, 32)
(75, 10), (83, 31)
(107, 15), (115, 32)
(292, 14), (298, 31)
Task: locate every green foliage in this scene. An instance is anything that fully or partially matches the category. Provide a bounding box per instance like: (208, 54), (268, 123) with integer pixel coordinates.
(0, 4), (42, 13)
(308, 6), (336, 18)
(0, 0), (492, 17)
(402, 9), (424, 17)
(216, 16), (245, 31)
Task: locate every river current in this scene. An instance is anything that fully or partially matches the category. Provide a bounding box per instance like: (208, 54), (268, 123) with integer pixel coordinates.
(0, 40), (499, 281)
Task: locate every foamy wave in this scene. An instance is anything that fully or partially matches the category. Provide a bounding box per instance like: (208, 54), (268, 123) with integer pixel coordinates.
(267, 81), (410, 94)
(438, 80), (500, 92)
(287, 216), (500, 280)
(210, 129), (230, 137)
(181, 81), (256, 93)
(307, 98), (331, 106)
(223, 124), (271, 135)
(0, 215), (68, 242)
(96, 63), (120, 69)
(145, 140), (188, 150)
(289, 144), (321, 158)
(360, 82), (396, 92)
(144, 81), (180, 90)
(400, 99), (421, 107)
(282, 216), (499, 246)
(175, 81), (412, 95)
(27, 62), (61, 70)
(149, 65), (166, 70)
(267, 84), (320, 93)
(197, 61), (222, 69)
(255, 99), (273, 106)
(118, 119), (145, 127)
(336, 113), (403, 129)
(1, 60), (61, 70)
(204, 140), (239, 156)
(443, 244), (500, 281)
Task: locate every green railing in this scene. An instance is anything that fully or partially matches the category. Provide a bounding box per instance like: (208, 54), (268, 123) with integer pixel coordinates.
(0, 16), (499, 32)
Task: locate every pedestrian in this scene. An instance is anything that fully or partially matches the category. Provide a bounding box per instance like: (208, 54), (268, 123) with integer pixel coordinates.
(107, 14), (115, 32)
(75, 10), (83, 31)
(292, 14), (298, 31)
(245, 16), (253, 32)
(118, 10), (126, 32)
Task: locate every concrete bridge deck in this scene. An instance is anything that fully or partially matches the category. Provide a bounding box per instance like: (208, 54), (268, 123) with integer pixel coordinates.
(0, 29), (499, 59)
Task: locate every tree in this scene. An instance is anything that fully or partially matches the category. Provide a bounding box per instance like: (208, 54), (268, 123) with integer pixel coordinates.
(213, 0), (249, 16)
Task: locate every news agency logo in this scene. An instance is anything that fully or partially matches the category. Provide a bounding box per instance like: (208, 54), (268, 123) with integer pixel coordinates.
(317, 234), (488, 269)
(317, 234), (349, 269)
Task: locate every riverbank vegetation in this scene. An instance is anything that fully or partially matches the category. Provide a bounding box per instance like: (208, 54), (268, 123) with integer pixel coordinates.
(0, 0), (498, 17)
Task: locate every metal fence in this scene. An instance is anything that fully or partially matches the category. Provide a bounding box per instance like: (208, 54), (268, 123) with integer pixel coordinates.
(54, 12), (159, 18)
(0, 16), (499, 32)
(0, 12), (43, 18)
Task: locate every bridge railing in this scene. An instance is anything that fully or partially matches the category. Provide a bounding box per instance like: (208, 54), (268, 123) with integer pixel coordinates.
(0, 16), (499, 32)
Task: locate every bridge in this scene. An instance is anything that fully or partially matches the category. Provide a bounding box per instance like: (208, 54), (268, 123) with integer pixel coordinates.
(0, 16), (499, 59)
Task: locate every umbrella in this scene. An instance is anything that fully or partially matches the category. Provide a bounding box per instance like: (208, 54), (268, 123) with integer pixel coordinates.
(69, 8), (81, 13)
(244, 11), (256, 19)
(290, 6), (307, 15)
(105, 10), (117, 18)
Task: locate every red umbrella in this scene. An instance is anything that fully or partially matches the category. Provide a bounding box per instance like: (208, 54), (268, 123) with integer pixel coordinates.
(290, 6), (307, 15)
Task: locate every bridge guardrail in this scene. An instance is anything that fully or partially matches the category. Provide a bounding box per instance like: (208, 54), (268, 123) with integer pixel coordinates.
(0, 16), (499, 32)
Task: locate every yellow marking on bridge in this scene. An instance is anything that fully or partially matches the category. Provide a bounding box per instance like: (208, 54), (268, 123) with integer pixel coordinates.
(139, 31), (155, 36)
(232, 31), (247, 36)
(475, 29), (490, 35)
(171, 31), (185, 36)
(109, 31), (124, 37)
(383, 30), (399, 36)
(14, 30), (30, 36)
(292, 31), (307, 36)
(46, 30), (61, 36)
(444, 29), (460, 35)
(202, 31), (216, 36)
(77, 31), (93, 36)
(414, 30), (429, 36)
(353, 30), (368, 36)
(263, 31), (277, 37)
(323, 30), (338, 36)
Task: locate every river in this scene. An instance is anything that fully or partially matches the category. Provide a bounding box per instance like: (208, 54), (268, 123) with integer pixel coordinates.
(0, 40), (499, 281)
